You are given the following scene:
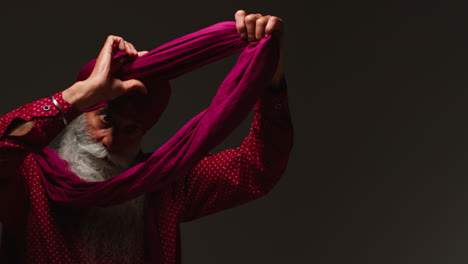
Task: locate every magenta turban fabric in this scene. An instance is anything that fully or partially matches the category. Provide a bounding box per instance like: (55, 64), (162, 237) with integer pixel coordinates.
(32, 21), (280, 262)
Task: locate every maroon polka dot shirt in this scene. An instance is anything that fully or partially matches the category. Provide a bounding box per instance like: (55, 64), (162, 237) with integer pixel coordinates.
(0, 89), (293, 264)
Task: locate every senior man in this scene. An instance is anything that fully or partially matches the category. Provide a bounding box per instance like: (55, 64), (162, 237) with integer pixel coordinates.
(0, 10), (293, 264)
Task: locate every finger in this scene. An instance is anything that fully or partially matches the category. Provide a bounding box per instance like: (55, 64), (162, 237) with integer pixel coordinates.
(100, 35), (123, 61)
(117, 38), (126, 51)
(137, 51), (149, 57)
(93, 35), (124, 75)
(130, 44), (138, 56)
(245, 13), (262, 42)
(235, 10), (247, 40)
(125, 41), (138, 57)
(255, 16), (270, 40)
(265, 16), (284, 37)
(121, 79), (148, 95)
(104, 35), (123, 53)
(123, 41), (131, 55)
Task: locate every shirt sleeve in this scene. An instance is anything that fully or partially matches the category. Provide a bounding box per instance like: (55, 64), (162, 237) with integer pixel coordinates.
(0, 91), (81, 178)
(180, 79), (294, 222)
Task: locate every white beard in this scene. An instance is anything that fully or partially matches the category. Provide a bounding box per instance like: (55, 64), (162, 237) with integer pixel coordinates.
(58, 114), (145, 264)
(58, 115), (140, 182)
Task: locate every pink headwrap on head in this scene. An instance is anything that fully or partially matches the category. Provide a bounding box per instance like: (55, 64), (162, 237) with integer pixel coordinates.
(32, 21), (281, 262)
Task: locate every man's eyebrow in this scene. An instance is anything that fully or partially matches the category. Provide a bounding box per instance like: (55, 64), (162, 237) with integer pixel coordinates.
(95, 106), (111, 114)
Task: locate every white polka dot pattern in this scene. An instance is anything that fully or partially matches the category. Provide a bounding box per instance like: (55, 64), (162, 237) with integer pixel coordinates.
(180, 91), (293, 223)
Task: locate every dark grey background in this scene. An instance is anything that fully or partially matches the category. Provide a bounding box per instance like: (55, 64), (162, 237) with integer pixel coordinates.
(2, 0), (468, 263)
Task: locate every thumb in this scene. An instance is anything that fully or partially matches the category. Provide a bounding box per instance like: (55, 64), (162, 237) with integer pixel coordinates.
(121, 79), (148, 95)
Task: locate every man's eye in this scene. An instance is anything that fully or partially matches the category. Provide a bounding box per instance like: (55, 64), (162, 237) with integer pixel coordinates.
(101, 114), (112, 123)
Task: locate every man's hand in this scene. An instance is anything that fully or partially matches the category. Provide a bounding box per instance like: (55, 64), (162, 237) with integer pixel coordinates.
(235, 10), (284, 87)
(63, 36), (148, 111)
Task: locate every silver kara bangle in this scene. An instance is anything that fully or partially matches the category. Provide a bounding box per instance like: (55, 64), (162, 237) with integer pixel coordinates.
(49, 96), (68, 126)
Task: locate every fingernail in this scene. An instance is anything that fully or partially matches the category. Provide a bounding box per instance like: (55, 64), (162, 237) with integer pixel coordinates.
(240, 33), (246, 39)
(265, 34), (269, 38)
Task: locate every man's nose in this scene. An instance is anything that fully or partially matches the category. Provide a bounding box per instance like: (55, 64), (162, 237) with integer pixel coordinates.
(100, 131), (114, 151)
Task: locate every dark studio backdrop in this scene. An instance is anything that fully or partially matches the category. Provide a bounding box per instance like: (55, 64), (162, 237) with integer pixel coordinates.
(1, 0), (468, 263)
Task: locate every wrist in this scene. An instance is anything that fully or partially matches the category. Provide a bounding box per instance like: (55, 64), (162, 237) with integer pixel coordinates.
(270, 59), (284, 87)
(267, 73), (286, 93)
(62, 80), (99, 112)
(271, 72), (284, 88)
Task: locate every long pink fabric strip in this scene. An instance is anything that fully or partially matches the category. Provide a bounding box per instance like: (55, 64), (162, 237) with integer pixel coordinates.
(33, 21), (280, 207)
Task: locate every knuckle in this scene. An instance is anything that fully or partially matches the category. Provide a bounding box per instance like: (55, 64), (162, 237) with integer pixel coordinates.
(272, 16), (284, 25)
(245, 14), (257, 22)
(256, 17), (267, 25)
(235, 9), (246, 15)
(110, 35), (122, 41)
(106, 35), (116, 42)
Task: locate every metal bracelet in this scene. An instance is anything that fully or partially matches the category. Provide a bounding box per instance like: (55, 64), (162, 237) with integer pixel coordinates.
(49, 96), (68, 126)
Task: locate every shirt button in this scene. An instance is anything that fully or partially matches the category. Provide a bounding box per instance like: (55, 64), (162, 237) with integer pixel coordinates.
(43, 105), (50, 111)
(274, 103), (282, 110)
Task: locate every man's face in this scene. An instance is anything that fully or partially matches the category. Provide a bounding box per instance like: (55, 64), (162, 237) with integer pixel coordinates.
(84, 103), (144, 158)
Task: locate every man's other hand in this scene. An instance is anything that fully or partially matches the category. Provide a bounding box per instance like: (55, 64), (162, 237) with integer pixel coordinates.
(234, 10), (284, 43)
(234, 10), (285, 88)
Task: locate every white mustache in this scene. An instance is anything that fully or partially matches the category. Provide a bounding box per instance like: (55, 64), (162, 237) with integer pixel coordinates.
(78, 138), (137, 169)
